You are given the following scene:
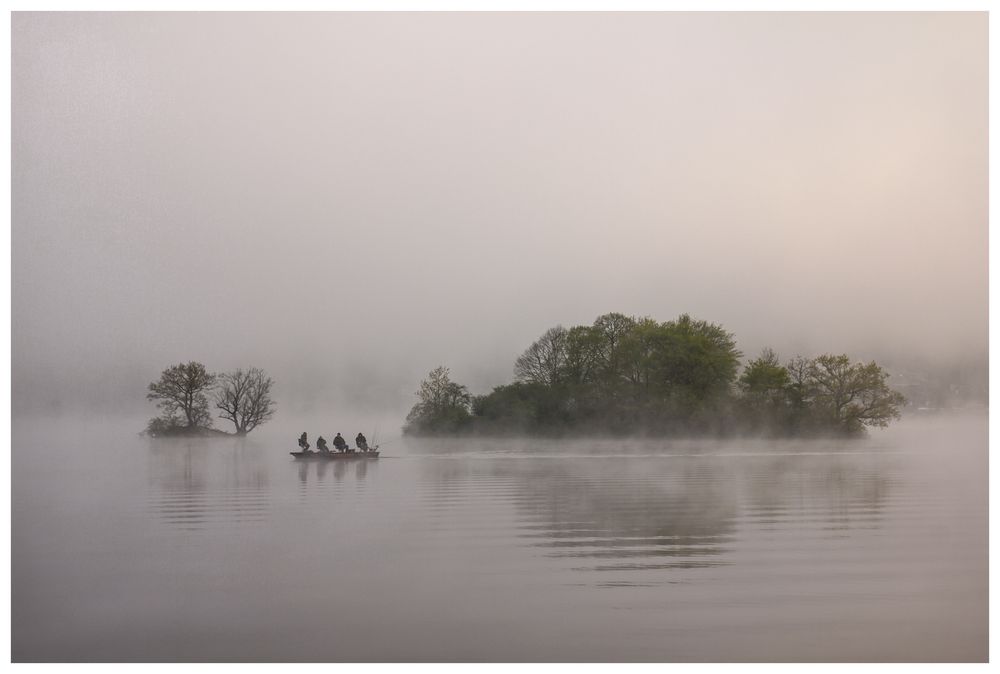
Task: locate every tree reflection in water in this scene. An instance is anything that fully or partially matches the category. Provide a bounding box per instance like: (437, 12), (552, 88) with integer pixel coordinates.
(146, 439), (270, 531)
(417, 443), (892, 580)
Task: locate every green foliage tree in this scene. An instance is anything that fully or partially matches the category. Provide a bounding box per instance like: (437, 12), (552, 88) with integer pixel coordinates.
(404, 366), (473, 435)
(655, 314), (742, 425)
(807, 354), (906, 434)
(473, 313), (744, 434)
(561, 324), (603, 389)
(472, 382), (569, 435)
(146, 361), (217, 431)
(738, 348), (791, 431)
(424, 312), (906, 439)
(620, 317), (663, 397)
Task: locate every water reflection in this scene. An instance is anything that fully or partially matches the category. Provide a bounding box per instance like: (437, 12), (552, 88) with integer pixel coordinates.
(295, 456), (375, 487)
(741, 455), (895, 534)
(13, 416), (985, 661)
(146, 440), (270, 531)
(508, 459), (737, 574)
(417, 457), (737, 584)
(417, 448), (892, 587)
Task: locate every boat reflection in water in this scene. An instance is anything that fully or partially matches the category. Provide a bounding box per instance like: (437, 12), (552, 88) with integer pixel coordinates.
(297, 453), (374, 486)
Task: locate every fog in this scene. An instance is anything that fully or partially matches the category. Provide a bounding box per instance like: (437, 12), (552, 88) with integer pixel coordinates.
(12, 12), (987, 418)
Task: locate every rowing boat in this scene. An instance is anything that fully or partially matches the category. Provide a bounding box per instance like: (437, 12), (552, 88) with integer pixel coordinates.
(290, 449), (380, 460)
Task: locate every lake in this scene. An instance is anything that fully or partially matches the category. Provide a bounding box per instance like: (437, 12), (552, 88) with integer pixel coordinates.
(12, 412), (987, 662)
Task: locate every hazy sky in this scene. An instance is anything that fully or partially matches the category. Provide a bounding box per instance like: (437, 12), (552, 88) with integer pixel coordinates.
(12, 12), (987, 413)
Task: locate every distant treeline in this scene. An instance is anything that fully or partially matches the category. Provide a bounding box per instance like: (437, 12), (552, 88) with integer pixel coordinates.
(403, 312), (906, 438)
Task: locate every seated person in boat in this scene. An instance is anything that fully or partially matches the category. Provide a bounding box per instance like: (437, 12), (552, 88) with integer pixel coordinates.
(332, 433), (348, 452)
(356, 432), (369, 451)
(316, 436), (330, 452)
(298, 432), (310, 451)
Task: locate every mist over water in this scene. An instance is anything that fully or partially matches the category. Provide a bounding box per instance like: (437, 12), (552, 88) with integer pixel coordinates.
(12, 412), (986, 661)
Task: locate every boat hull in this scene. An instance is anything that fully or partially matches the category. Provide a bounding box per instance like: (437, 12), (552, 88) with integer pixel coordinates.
(290, 451), (379, 460)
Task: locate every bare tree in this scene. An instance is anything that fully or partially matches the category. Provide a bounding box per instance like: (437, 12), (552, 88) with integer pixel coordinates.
(514, 325), (568, 386)
(215, 367), (276, 435)
(147, 361), (217, 428)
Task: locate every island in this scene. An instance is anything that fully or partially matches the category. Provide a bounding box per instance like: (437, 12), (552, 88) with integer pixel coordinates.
(403, 312), (906, 438)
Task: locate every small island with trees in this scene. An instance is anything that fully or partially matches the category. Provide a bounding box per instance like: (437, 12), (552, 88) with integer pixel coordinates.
(144, 361), (276, 437)
(404, 312), (906, 438)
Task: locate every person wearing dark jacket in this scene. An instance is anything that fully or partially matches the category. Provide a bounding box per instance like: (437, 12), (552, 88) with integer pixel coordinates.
(333, 433), (347, 451)
(316, 436), (330, 452)
(298, 432), (310, 451)
(356, 433), (368, 451)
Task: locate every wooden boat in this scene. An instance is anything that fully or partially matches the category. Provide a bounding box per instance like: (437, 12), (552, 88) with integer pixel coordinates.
(290, 449), (379, 460)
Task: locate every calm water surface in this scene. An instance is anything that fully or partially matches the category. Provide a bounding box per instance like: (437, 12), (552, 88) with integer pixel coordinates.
(12, 413), (987, 661)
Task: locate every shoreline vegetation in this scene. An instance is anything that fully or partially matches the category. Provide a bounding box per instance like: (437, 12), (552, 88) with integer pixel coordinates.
(143, 423), (234, 439)
(403, 312), (907, 439)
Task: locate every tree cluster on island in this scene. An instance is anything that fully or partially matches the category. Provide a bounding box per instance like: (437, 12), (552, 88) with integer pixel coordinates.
(404, 312), (907, 438)
(144, 362), (276, 437)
